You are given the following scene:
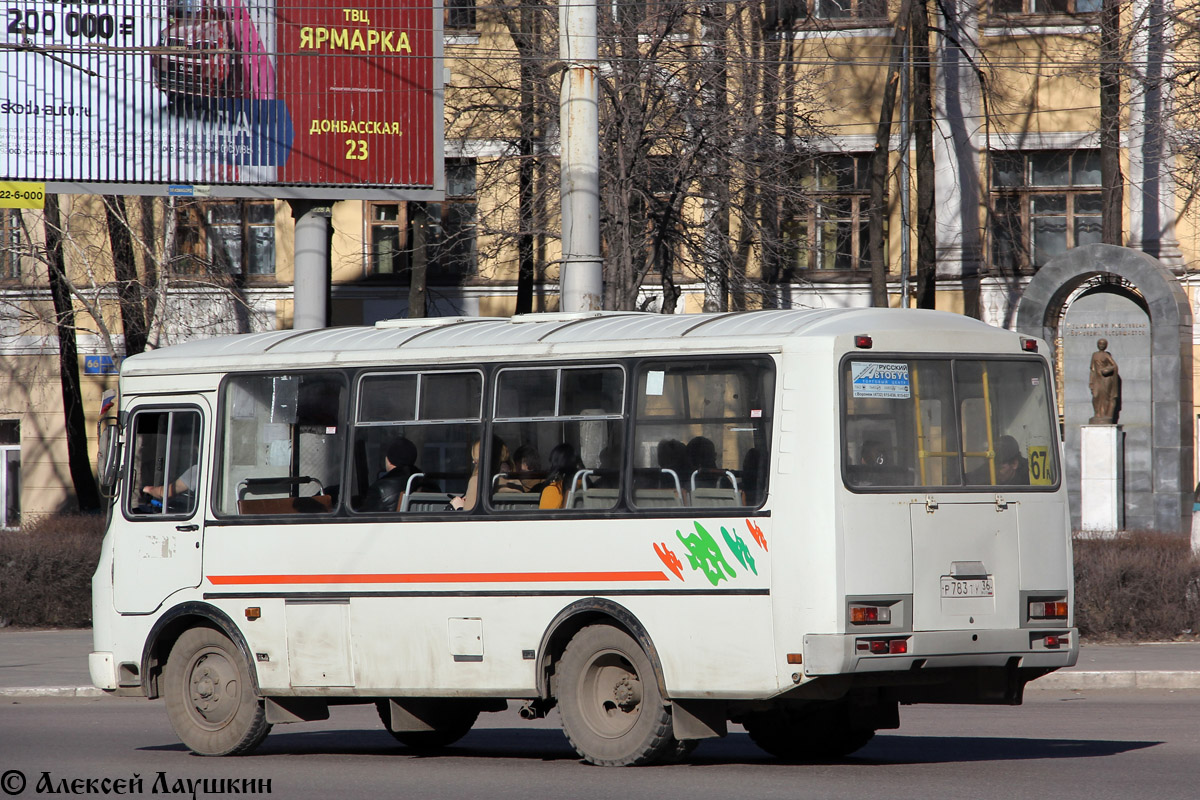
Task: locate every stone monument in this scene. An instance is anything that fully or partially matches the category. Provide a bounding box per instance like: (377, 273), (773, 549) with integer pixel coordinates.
(1016, 243), (1193, 535)
(1082, 337), (1123, 532)
(1088, 338), (1120, 424)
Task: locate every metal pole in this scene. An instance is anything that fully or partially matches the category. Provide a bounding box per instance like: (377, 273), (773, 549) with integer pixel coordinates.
(559, 0), (603, 312)
(290, 200), (330, 329)
(899, 40), (911, 309)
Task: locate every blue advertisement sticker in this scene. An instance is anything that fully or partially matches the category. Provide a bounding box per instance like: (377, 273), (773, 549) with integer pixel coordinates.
(851, 362), (911, 399)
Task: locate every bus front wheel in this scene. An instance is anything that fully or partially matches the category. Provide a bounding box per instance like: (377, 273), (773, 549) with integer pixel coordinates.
(556, 625), (681, 766)
(163, 627), (271, 756)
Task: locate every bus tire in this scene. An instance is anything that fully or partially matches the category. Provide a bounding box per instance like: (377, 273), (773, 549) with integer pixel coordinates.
(375, 701), (479, 751)
(744, 706), (875, 762)
(163, 627), (271, 756)
(556, 624), (680, 766)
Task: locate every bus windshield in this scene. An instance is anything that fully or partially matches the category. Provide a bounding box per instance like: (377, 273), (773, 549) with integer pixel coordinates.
(842, 357), (1059, 490)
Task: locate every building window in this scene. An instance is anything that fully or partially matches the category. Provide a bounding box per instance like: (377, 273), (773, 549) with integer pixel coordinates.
(446, 0), (475, 30)
(432, 159), (478, 281)
(366, 203), (411, 279)
(1, 210), (23, 280)
(783, 154), (872, 272)
(990, 149), (1102, 272)
(0, 420), (18, 529)
(174, 200), (276, 277)
(766, 0), (887, 28)
(991, 0), (1101, 15)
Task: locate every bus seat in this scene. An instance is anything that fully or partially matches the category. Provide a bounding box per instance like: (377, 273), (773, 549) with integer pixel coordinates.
(690, 488), (741, 507)
(572, 487), (619, 509)
(633, 488), (684, 508)
(237, 494), (333, 515)
(402, 492), (452, 512)
(490, 493), (542, 510)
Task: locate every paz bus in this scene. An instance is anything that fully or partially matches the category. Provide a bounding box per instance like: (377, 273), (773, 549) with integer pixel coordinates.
(90, 308), (1077, 766)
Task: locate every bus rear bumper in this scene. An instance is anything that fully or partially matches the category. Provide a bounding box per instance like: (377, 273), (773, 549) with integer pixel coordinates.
(802, 628), (1080, 677)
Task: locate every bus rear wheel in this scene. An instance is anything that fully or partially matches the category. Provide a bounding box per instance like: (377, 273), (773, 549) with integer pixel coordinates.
(744, 704), (875, 762)
(556, 625), (681, 766)
(375, 700), (479, 751)
(163, 627), (271, 756)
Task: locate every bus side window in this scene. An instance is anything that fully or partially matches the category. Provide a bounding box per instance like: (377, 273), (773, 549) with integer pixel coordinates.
(491, 366), (625, 512)
(350, 370), (482, 514)
(216, 373), (346, 516)
(125, 409), (202, 518)
(632, 359), (773, 509)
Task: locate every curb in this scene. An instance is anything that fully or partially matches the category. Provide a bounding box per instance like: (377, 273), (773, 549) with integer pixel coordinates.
(0, 685), (105, 699)
(1029, 670), (1200, 690)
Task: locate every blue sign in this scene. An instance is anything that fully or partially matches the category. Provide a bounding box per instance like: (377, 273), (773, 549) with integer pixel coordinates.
(84, 356), (121, 376)
(202, 99), (295, 167)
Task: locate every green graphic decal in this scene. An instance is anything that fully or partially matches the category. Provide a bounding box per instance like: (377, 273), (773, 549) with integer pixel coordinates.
(676, 521), (737, 586)
(721, 526), (757, 575)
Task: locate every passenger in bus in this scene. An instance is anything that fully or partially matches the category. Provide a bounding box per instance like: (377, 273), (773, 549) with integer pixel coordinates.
(967, 435), (1029, 486)
(655, 438), (689, 491)
(686, 436), (717, 471)
(687, 436), (722, 489)
(741, 447), (762, 505)
(360, 437), (421, 512)
(590, 446), (620, 489)
(500, 445), (543, 492)
(451, 436), (513, 509)
(859, 439), (888, 467)
(538, 443), (580, 509)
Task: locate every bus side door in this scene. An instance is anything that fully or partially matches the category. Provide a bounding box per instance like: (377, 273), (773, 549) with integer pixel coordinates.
(113, 400), (209, 614)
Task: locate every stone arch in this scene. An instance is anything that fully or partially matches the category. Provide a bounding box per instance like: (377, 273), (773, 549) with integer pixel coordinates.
(1016, 243), (1193, 533)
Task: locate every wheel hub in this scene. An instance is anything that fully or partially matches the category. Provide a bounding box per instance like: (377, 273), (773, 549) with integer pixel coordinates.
(188, 651), (237, 724)
(612, 675), (641, 711)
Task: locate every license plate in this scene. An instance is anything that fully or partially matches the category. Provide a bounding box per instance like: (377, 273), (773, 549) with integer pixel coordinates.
(940, 577), (994, 598)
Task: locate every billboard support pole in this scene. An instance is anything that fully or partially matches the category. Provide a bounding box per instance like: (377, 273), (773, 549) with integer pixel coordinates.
(289, 200), (331, 329)
(559, 0), (603, 312)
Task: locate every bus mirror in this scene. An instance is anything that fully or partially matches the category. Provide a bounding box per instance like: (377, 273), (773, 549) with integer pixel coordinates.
(97, 416), (121, 497)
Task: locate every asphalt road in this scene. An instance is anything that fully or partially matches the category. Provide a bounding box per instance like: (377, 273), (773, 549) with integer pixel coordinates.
(1, 690), (1199, 800)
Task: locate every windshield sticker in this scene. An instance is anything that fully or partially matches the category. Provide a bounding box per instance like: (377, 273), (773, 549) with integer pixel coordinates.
(851, 362), (911, 399)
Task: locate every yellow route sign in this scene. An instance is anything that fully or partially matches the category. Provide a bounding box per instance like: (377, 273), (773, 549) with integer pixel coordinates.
(1028, 446), (1053, 485)
(0, 182), (45, 209)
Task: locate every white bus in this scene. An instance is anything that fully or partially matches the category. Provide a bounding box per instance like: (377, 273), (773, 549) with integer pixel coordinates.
(90, 308), (1077, 766)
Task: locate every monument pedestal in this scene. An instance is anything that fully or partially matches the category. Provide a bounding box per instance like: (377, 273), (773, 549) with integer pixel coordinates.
(1081, 424), (1123, 534)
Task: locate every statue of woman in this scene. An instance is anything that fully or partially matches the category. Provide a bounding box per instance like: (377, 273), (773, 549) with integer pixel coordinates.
(1088, 338), (1120, 424)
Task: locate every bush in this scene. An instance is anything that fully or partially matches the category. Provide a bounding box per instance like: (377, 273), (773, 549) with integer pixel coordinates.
(1073, 531), (1200, 641)
(0, 513), (105, 628)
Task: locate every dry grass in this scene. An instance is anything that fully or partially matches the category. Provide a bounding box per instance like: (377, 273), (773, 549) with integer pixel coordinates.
(1073, 531), (1200, 641)
(0, 514), (105, 628)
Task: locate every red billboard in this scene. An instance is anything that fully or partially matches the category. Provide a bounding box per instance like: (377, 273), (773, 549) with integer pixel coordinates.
(1, 0), (443, 199)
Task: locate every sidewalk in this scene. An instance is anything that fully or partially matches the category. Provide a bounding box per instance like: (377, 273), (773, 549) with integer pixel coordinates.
(2, 628), (1198, 698)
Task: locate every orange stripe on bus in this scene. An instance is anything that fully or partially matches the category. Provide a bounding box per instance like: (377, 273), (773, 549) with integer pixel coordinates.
(206, 571), (671, 586)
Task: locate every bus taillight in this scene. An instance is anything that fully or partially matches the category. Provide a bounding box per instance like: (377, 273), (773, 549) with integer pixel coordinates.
(849, 604), (891, 624)
(856, 637), (908, 655)
(1029, 600), (1068, 619)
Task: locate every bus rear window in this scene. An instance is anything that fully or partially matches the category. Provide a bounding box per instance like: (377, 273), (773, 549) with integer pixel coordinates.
(843, 357), (1058, 490)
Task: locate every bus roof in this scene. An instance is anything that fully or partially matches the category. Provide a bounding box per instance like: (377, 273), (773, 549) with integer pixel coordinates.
(119, 308), (1013, 377)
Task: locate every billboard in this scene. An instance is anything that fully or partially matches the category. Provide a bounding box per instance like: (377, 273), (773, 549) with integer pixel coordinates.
(1, 0), (443, 200)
